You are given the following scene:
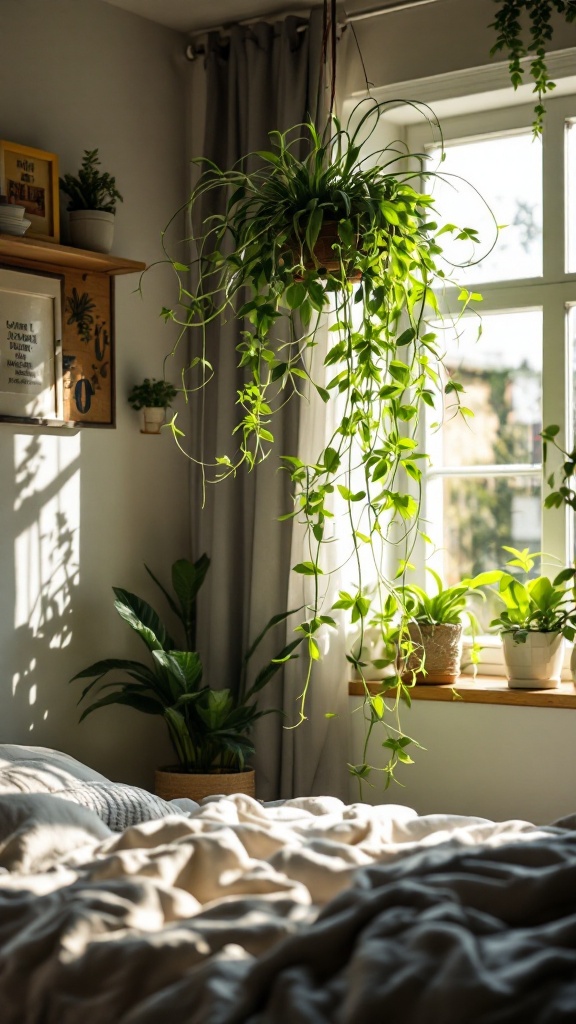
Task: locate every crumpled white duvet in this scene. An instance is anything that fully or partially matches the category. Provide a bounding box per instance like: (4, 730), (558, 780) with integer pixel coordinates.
(0, 791), (574, 1024)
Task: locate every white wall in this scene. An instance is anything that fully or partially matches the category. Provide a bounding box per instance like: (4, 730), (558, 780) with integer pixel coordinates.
(0, 0), (191, 786)
(345, 0), (576, 825)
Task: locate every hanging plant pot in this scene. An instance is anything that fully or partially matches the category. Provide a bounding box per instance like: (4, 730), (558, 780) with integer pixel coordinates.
(404, 622), (463, 685)
(503, 631), (564, 689)
(69, 209), (115, 253)
(155, 766), (256, 802)
(286, 221), (363, 281)
(141, 407), (166, 434)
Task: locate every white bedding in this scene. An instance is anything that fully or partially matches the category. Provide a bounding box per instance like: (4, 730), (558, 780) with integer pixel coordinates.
(0, 747), (574, 1023)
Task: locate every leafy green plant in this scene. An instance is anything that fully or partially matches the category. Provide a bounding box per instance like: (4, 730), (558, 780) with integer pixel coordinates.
(70, 555), (303, 773)
(60, 149), (123, 213)
(467, 546), (576, 642)
(152, 98), (494, 787)
(128, 378), (178, 410)
(401, 567), (482, 627)
(489, 0), (576, 134)
(541, 423), (576, 511)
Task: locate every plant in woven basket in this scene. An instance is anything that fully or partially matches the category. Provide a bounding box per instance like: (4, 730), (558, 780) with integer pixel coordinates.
(153, 97), (494, 787)
(70, 555), (303, 773)
(398, 569), (483, 684)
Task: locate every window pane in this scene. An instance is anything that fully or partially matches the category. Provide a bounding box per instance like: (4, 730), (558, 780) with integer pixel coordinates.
(436, 474), (541, 630)
(429, 132), (542, 283)
(428, 310), (542, 468)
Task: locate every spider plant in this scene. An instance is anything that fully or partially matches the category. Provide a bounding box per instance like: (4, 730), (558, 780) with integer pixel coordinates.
(153, 98), (494, 787)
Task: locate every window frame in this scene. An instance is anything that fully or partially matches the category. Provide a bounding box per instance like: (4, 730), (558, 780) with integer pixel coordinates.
(344, 62), (576, 674)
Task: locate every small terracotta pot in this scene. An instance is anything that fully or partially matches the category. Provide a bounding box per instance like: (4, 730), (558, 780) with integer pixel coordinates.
(155, 767), (256, 802)
(404, 622), (463, 684)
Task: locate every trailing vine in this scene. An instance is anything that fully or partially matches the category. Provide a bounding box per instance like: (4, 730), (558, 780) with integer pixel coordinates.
(490, 0), (576, 133)
(154, 100), (494, 788)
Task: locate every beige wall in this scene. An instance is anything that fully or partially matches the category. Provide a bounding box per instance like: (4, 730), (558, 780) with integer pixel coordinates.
(0, 0), (190, 786)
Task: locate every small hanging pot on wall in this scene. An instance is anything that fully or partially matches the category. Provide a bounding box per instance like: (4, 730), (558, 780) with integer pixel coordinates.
(141, 407), (166, 434)
(128, 378), (177, 434)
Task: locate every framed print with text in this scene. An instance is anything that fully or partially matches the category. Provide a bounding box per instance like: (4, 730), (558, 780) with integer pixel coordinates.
(0, 267), (64, 425)
(0, 141), (60, 243)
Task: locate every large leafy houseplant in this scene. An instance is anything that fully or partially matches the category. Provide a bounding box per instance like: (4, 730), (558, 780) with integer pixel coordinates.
(156, 99), (491, 786)
(70, 555), (302, 773)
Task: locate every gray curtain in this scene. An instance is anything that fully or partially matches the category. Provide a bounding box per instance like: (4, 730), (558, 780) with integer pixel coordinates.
(191, 12), (349, 801)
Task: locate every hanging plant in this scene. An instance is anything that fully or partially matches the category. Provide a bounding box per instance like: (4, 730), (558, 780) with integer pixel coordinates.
(154, 99), (493, 788)
(489, 0), (576, 134)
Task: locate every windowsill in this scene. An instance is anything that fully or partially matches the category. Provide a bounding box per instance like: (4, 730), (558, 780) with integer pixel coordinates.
(348, 676), (576, 708)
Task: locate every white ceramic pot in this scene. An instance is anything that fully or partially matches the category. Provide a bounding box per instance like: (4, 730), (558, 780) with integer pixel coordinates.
(503, 631), (564, 688)
(69, 209), (115, 253)
(141, 407), (166, 434)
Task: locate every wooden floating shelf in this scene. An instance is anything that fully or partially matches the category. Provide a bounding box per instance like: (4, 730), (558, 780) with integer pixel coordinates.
(0, 234), (146, 275)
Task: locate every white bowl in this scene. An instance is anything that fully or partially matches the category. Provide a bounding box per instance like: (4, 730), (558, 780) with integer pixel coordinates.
(0, 218), (31, 236)
(0, 204), (27, 220)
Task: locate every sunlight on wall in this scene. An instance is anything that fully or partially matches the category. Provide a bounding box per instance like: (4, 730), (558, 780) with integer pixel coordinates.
(11, 432), (81, 729)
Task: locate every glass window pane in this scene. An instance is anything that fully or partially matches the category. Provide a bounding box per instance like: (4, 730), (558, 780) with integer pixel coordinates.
(428, 310), (542, 468)
(436, 474), (542, 630)
(428, 132), (542, 284)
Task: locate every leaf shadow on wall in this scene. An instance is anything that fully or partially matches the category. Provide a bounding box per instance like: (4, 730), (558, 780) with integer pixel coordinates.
(3, 426), (80, 743)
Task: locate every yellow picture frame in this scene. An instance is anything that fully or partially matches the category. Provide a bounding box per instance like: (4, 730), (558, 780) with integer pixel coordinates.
(0, 141), (60, 243)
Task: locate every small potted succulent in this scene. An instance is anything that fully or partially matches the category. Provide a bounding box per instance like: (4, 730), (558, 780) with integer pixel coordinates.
(128, 377), (177, 434)
(399, 570), (482, 685)
(467, 547), (576, 689)
(59, 148), (123, 253)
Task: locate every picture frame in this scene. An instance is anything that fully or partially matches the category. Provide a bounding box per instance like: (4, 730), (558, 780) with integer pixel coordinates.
(0, 141), (60, 243)
(0, 266), (64, 425)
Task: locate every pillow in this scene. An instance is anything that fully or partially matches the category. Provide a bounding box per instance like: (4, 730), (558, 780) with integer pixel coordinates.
(0, 792), (111, 872)
(0, 747), (178, 831)
(0, 745), (108, 783)
(50, 781), (177, 831)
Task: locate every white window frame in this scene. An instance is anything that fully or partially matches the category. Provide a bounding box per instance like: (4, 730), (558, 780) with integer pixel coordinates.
(344, 55), (576, 674)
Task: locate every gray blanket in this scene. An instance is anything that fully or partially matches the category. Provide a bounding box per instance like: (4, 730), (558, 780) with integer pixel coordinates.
(0, 756), (573, 1023)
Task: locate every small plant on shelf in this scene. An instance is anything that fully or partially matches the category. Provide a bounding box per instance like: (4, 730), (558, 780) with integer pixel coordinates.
(59, 149), (123, 213)
(128, 378), (177, 410)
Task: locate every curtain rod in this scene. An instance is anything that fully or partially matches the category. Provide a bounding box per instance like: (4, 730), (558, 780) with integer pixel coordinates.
(185, 0), (440, 59)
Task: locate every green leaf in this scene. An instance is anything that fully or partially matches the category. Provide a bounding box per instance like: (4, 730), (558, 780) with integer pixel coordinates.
(293, 561), (323, 575)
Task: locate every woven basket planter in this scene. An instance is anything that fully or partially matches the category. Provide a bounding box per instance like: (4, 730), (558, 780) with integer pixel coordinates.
(155, 767), (256, 802)
(404, 622), (463, 685)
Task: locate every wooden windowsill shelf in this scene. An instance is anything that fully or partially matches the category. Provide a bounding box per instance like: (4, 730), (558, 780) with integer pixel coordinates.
(349, 675), (576, 709)
(0, 234), (146, 275)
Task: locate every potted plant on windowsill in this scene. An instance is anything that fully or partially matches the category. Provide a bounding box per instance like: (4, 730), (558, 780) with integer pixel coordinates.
(70, 555), (303, 801)
(154, 98), (494, 788)
(398, 569), (482, 684)
(467, 547), (576, 689)
(59, 148), (123, 253)
(128, 377), (178, 434)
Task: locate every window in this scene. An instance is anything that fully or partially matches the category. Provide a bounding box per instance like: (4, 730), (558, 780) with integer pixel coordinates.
(346, 68), (576, 668)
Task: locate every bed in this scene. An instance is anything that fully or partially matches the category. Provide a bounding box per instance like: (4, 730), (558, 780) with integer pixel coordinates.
(0, 744), (575, 1023)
